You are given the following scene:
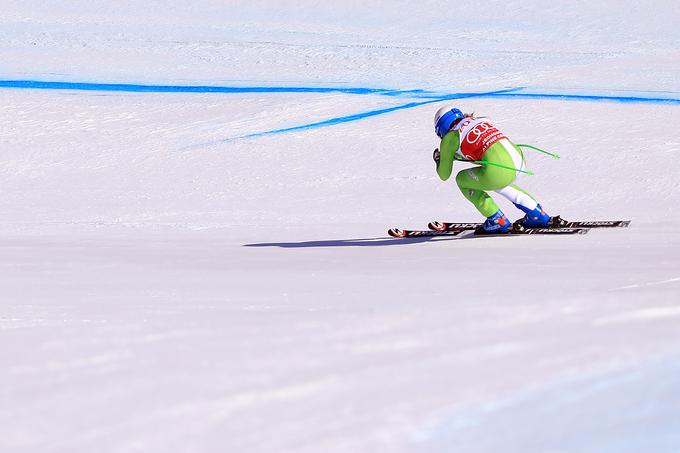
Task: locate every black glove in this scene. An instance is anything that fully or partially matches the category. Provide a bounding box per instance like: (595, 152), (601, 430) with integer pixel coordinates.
(433, 148), (441, 165)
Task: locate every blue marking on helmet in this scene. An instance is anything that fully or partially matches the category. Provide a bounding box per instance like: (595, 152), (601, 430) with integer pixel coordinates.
(435, 108), (464, 138)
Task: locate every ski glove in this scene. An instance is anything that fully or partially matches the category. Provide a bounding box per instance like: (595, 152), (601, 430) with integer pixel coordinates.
(433, 148), (441, 165)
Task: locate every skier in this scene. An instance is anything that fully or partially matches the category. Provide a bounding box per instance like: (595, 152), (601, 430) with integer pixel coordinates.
(432, 106), (551, 234)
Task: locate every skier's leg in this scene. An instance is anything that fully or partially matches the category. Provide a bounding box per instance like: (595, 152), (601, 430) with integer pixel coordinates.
(491, 140), (540, 211)
(495, 184), (551, 225)
(455, 169), (501, 217)
(455, 143), (518, 232)
(492, 140), (552, 227)
(455, 141), (519, 213)
(495, 184), (538, 212)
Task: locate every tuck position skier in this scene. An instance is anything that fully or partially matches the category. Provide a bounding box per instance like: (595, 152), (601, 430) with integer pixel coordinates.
(432, 106), (552, 234)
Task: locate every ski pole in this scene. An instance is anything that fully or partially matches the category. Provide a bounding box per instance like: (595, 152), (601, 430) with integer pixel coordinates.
(516, 144), (561, 159)
(454, 156), (534, 176)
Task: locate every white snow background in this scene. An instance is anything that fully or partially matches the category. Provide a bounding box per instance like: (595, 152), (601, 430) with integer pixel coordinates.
(1, 1), (680, 452)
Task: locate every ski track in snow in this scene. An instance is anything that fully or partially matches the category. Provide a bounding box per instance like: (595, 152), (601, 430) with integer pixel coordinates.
(611, 277), (680, 292)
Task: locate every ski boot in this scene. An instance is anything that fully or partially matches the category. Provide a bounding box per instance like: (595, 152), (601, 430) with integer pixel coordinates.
(514, 203), (551, 228)
(475, 209), (511, 234)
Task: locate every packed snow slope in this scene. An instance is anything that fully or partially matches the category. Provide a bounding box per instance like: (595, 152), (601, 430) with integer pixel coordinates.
(2, 2), (680, 453)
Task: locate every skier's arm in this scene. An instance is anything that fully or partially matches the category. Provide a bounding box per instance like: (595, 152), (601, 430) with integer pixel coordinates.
(436, 131), (460, 181)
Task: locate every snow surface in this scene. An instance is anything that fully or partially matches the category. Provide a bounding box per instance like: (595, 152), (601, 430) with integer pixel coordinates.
(2, 2), (680, 452)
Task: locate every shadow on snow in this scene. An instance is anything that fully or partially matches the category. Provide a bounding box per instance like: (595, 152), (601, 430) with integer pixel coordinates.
(243, 235), (470, 248)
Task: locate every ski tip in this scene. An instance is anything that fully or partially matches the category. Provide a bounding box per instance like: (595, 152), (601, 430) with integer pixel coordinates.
(388, 228), (407, 238)
(428, 221), (447, 232)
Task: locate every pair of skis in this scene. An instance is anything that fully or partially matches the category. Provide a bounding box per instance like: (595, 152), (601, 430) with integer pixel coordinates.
(387, 217), (630, 238)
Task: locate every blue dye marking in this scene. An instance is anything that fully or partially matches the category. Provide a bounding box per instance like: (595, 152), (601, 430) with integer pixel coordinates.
(0, 79), (410, 97)
(189, 88), (523, 147)
(480, 92), (680, 105)
(3, 79), (680, 105)
(3, 78), (680, 146)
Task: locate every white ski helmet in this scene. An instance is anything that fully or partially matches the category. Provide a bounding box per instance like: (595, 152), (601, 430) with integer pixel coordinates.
(434, 106), (464, 138)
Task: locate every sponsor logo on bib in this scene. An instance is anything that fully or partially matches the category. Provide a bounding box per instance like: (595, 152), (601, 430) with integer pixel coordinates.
(459, 120), (507, 160)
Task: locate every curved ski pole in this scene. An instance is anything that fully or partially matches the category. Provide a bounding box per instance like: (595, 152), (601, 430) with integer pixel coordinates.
(454, 156), (534, 176)
(516, 144), (561, 159)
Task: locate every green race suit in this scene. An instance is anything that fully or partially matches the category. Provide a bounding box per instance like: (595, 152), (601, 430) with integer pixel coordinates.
(436, 118), (539, 217)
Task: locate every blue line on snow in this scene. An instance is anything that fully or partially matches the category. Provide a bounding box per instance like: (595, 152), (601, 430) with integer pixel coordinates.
(3, 79), (680, 105)
(201, 88), (524, 145)
(0, 79), (413, 97)
(479, 92), (680, 105)
(4, 78), (680, 145)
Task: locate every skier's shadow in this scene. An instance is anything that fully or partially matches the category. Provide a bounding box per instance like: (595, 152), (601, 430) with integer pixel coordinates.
(244, 236), (462, 248)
